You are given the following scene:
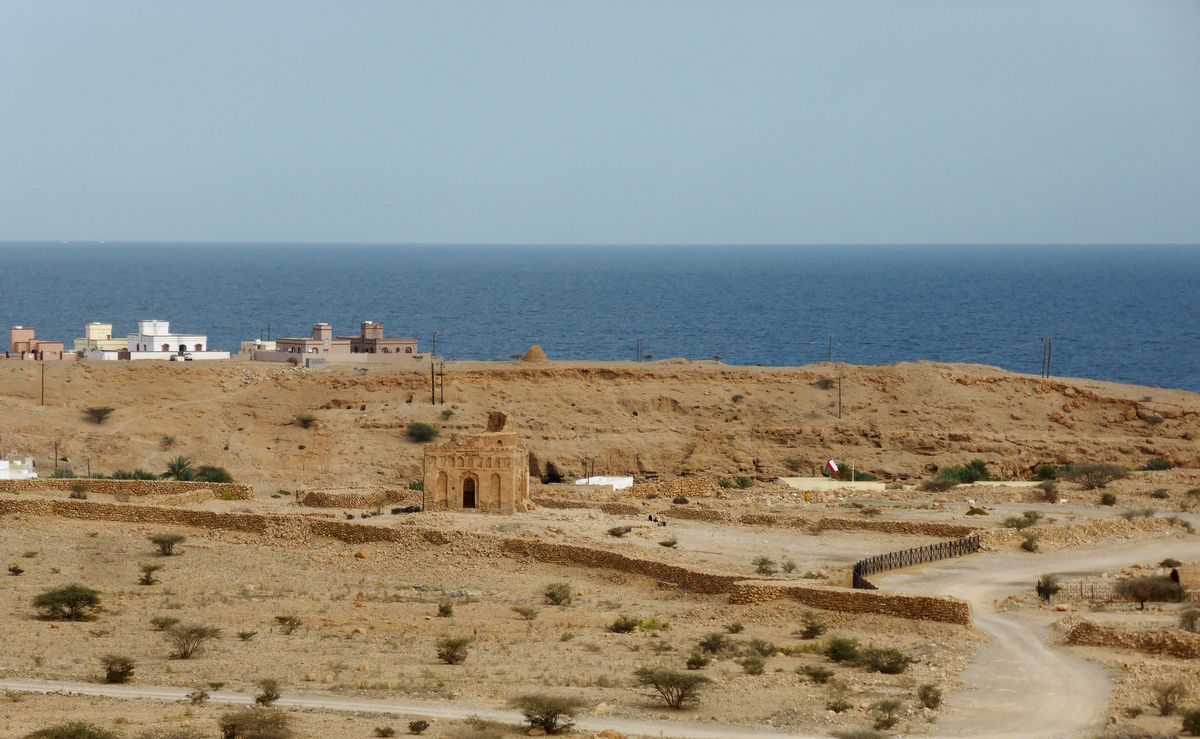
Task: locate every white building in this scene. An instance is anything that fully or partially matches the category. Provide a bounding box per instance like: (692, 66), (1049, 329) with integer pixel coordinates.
(0, 457), (37, 480)
(88, 320), (232, 361)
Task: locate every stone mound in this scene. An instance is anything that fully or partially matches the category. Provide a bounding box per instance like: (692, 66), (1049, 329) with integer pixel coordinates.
(521, 344), (549, 363)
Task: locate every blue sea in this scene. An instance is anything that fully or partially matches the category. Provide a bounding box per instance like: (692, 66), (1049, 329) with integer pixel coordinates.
(0, 243), (1197, 391)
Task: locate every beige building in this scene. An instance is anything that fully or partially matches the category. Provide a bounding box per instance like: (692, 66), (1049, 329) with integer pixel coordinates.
(259, 322), (423, 363)
(73, 322), (127, 353)
(7, 326), (66, 360)
(423, 415), (530, 514)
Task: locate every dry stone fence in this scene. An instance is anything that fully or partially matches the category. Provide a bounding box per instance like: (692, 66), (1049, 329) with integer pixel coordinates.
(853, 533), (982, 589)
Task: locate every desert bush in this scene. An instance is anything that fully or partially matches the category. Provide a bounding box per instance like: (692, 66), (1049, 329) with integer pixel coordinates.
(100, 654), (135, 684)
(138, 564), (163, 586)
(717, 478), (733, 488)
(436, 636), (472, 664)
(919, 479), (957, 492)
(237, 630), (257, 641)
(1153, 680), (1188, 716)
(780, 556), (798, 573)
(752, 556), (777, 576)
(633, 667), (710, 709)
(699, 632), (731, 654)
(1146, 457), (1172, 471)
(187, 688), (209, 705)
(685, 653), (709, 670)
(607, 526), (633, 538)
(407, 721), (430, 735)
(870, 699), (903, 730)
(735, 476), (754, 489)
(1020, 532), (1041, 552)
(1150, 488), (1171, 499)
(274, 615), (302, 634)
(966, 506), (988, 516)
(861, 647), (911, 674)
(724, 622), (744, 634)
(1067, 462), (1128, 489)
(24, 723), (120, 739)
(511, 605), (539, 621)
(731, 394), (744, 403)
(1036, 465), (1058, 481)
(609, 615), (638, 633)
(407, 480), (423, 492)
(149, 533), (185, 556)
(826, 683), (853, 713)
(1100, 492), (1118, 506)
(745, 638), (778, 657)
(737, 654), (765, 675)
(1183, 709), (1200, 736)
(254, 678), (282, 706)
(195, 466), (234, 483)
(543, 582), (573, 606)
(799, 664), (834, 684)
(937, 459), (991, 484)
(799, 610), (826, 639)
(816, 377), (836, 389)
(164, 623), (220, 659)
(218, 708), (292, 739)
(437, 600), (454, 618)
(638, 616), (668, 632)
(509, 694), (584, 734)
(292, 412), (317, 429)
(1037, 480), (1060, 503)
(1116, 576), (1179, 609)
(34, 584), (101, 621)
(859, 506), (882, 517)
(83, 407), (115, 424)
(1120, 507), (1158, 520)
(1036, 575), (1061, 600)
(150, 615), (180, 631)
(1004, 510), (1045, 530)
(672, 495), (689, 504)
(658, 536), (678, 548)
(373, 728), (396, 738)
(826, 637), (860, 663)
(1180, 609), (1200, 633)
(406, 422), (439, 443)
(9, 564), (24, 576)
(918, 683), (942, 709)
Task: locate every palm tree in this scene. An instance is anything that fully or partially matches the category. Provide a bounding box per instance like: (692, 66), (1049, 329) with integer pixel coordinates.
(161, 456), (195, 481)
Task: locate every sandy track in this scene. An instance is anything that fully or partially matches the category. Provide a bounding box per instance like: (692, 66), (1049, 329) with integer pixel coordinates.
(875, 537), (1200, 738)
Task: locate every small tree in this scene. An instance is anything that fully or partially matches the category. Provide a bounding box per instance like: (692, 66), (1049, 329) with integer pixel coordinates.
(436, 636), (472, 664)
(164, 623), (221, 659)
(509, 694), (584, 734)
(406, 422), (439, 443)
(752, 556), (777, 576)
(1036, 575), (1061, 601)
(633, 667), (710, 709)
(408, 720), (430, 735)
(609, 615), (639, 633)
(511, 605), (539, 621)
(218, 708), (292, 739)
(799, 610), (826, 639)
(698, 631), (731, 655)
(150, 533), (185, 555)
(861, 647), (911, 674)
(1067, 462), (1128, 489)
(255, 678), (282, 706)
(1116, 576), (1179, 609)
(24, 723), (120, 739)
(138, 563), (163, 585)
(34, 584), (101, 621)
(737, 654), (765, 675)
(295, 413), (317, 429)
(1152, 680), (1188, 716)
(100, 654), (135, 684)
(543, 582), (572, 606)
(84, 407), (115, 424)
(195, 466), (234, 483)
(826, 637), (860, 663)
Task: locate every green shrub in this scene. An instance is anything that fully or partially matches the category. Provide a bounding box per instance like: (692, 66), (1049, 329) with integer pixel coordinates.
(672, 495), (689, 505)
(437, 600), (454, 618)
(718, 478), (733, 489)
(937, 459), (991, 484)
(826, 637), (860, 663)
(440, 409), (454, 420)
(799, 664), (834, 683)
(217, 708), (292, 739)
(685, 653), (709, 670)
(138, 563), (163, 586)
(919, 479), (957, 492)
(918, 683), (942, 709)
(254, 678), (282, 706)
(638, 616), (668, 632)
(436, 636), (472, 664)
(543, 582), (572, 606)
(861, 647), (911, 674)
(799, 610), (826, 639)
(51, 468), (75, 479)
(752, 556), (777, 576)
(607, 526), (633, 538)
(34, 584), (101, 621)
(149, 533), (185, 555)
(1116, 576), (1179, 609)
(608, 615), (638, 633)
(1037, 480), (1060, 503)
(832, 468), (878, 482)
(83, 407), (115, 424)
(407, 480), (424, 491)
(100, 654), (135, 684)
(633, 667), (710, 709)
(1153, 680), (1188, 716)
(195, 466), (234, 483)
(1100, 492), (1118, 506)
(509, 694), (584, 734)
(1146, 457), (1172, 471)
(1036, 575), (1061, 600)
(406, 422), (438, 443)
(737, 654), (765, 675)
(698, 632), (731, 655)
(373, 728), (396, 738)
(1020, 532), (1041, 552)
(1182, 708), (1200, 736)
(658, 536), (678, 548)
(187, 688), (210, 705)
(724, 622), (744, 634)
(870, 699), (903, 730)
(275, 614), (302, 634)
(1036, 465), (1058, 481)
(161, 456), (196, 481)
(1067, 462), (1128, 489)
(735, 476), (754, 489)
(24, 723), (120, 739)
(826, 684), (853, 712)
(408, 721), (430, 735)
(511, 605), (539, 621)
(1003, 511), (1044, 530)
(150, 616), (180, 631)
(816, 377), (836, 390)
(164, 623), (220, 659)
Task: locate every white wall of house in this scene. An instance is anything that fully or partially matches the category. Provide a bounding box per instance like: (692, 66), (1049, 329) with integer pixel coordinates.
(0, 457), (37, 480)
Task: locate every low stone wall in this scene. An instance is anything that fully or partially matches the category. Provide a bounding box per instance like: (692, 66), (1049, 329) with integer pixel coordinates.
(729, 581), (972, 625)
(814, 517), (976, 538)
(978, 516), (1184, 551)
(0, 497), (972, 626)
(1065, 620), (1200, 659)
(297, 489), (414, 509)
(0, 478), (253, 500)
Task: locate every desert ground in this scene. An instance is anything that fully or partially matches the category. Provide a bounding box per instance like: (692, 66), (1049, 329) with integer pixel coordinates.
(1, 357), (1198, 738)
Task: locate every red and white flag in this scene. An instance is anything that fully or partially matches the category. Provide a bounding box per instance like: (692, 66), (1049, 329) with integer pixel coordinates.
(823, 458), (838, 476)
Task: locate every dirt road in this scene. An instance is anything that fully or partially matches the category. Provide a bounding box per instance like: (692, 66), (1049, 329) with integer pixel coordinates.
(874, 537), (1200, 738)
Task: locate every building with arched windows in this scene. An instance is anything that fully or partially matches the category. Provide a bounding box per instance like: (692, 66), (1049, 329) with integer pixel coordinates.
(256, 322), (423, 364)
(422, 428), (531, 514)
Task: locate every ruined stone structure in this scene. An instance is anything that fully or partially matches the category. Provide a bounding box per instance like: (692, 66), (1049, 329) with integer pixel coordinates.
(422, 414), (530, 514)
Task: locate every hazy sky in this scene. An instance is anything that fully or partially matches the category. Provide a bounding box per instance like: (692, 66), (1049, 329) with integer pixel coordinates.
(2, 1), (1198, 245)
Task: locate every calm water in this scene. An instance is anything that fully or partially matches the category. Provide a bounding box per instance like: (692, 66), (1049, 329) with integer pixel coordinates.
(1, 243), (1197, 390)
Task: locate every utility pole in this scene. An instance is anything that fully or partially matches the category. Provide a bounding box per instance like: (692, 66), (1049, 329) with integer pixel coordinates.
(838, 370), (843, 420)
(828, 332), (833, 364)
(430, 360), (436, 405)
(40, 362), (45, 406)
(53, 440), (58, 473)
(1041, 337), (1054, 378)
(430, 331), (439, 360)
(437, 362), (445, 405)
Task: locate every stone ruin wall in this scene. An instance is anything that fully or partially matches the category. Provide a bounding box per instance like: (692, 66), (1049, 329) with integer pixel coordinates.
(296, 489), (415, 509)
(1065, 620), (1200, 659)
(0, 478), (254, 499)
(0, 497), (973, 626)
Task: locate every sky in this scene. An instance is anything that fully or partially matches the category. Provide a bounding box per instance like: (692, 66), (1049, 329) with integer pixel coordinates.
(1, 1), (1199, 245)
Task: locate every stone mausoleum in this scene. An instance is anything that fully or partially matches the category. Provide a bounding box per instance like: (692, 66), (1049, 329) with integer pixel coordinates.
(422, 413), (530, 514)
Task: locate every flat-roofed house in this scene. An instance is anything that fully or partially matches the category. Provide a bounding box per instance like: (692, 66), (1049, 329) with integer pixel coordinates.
(73, 322), (127, 353)
(7, 326), (66, 360)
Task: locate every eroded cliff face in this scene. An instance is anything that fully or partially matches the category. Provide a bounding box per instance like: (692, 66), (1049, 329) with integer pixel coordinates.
(0, 359), (1194, 489)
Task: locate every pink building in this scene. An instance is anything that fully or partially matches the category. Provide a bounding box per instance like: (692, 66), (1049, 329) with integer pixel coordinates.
(7, 326), (66, 360)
